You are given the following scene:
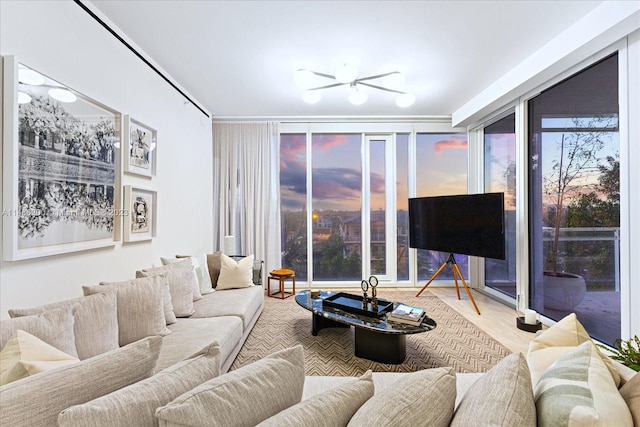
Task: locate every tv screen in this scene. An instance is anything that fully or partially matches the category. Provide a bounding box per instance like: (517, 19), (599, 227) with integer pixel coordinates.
(408, 193), (505, 260)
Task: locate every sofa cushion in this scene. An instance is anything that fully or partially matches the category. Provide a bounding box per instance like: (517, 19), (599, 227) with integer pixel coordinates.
(348, 367), (456, 427)
(620, 373), (640, 426)
(84, 276), (170, 346)
(206, 251), (223, 288)
(155, 345), (305, 427)
(0, 330), (79, 386)
(527, 313), (620, 387)
(0, 336), (161, 427)
(258, 371), (373, 427)
(191, 286), (264, 330)
(57, 342), (220, 427)
(216, 254), (255, 290)
(451, 352), (535, 427)
(155, 316), (243, 371)
(161, 256), (203, 301)
(0, 305), (78, 358)
(535, 341), (633, 426)
(9, 292), (119, 360)
(176, 254), (214, 294)
(138, 261), (196, 317)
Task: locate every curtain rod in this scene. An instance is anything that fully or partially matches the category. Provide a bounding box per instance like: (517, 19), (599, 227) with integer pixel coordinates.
(74, 0), (210, 119)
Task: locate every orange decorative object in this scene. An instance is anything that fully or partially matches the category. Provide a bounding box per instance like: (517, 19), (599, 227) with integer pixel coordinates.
(270, 268), (295, 277)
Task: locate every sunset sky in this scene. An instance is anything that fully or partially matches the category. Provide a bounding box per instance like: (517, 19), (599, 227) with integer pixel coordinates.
(280, 132), (468, 211)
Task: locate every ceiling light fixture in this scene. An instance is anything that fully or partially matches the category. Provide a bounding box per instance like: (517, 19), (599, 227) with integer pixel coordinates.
(18, 68), (45, 86)
(18, 91), (32, 104)
(48, 88), (77, 103)
(294, 65), (415, 107)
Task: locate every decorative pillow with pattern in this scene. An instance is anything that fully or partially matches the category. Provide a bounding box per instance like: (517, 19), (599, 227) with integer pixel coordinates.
(534, 341), (633, 426)
(527, 313), (620, 387)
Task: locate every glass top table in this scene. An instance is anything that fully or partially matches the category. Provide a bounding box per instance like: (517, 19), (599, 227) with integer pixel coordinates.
(295, 290), (437, 364)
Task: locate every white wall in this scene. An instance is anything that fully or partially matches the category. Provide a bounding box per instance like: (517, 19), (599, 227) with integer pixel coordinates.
(0, 1), (214, 317)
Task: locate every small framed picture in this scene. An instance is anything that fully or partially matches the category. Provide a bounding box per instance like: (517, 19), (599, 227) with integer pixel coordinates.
(123, 115), (157, 177)
(123, 185), (157, 242)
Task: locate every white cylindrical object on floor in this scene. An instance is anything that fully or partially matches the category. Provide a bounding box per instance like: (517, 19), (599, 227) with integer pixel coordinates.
(223, 235), (235, 255)
(524, 309), (538, 325)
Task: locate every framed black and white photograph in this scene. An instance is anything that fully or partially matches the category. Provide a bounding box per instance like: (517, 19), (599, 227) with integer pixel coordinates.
(2, 56), (121, 261)
(123, 115), (157, 178)
(123, 185), (157, 242)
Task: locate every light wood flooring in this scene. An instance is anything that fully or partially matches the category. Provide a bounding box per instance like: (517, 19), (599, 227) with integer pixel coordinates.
(388, 287), (537, 354)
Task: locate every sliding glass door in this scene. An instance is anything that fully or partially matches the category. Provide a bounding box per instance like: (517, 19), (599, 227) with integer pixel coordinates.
(528, 53), (620, 345)
(484, 113), (517, 298)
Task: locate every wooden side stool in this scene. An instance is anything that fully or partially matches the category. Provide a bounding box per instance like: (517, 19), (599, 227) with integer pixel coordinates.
(267, 273), (296, 299)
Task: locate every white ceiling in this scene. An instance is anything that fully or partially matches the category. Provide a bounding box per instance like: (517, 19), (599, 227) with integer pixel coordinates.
(89, 0), (603, 118)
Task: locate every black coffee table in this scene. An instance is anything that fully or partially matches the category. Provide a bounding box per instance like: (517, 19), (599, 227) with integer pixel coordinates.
(295, 290), (436, 364)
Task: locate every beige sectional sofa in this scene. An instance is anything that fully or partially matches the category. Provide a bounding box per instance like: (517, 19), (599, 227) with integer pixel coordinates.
(1, 257), (638, 427)
(0, 255), (264, 426)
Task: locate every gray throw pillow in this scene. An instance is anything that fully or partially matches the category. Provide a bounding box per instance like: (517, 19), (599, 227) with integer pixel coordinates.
(84, 276), (171, 346)
(155, 345), (305, 427)
(9, 292), (119, 360)
(450, 352), (536, 427)
(258, 370), (374, 427)
(0, 336), (161, 427)
(206, 251), (222, 288)
(58, 343), (220, 427)
(0, 305), (78, 358)
(137, 261), (196, 317)
(348, 367), (456, 427)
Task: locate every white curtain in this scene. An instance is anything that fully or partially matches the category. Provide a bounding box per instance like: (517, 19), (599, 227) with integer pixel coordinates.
(212, 121), (281, 277)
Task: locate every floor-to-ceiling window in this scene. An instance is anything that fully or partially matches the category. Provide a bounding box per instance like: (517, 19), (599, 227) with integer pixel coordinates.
(484, 113), (517, 298)
(279, 126), (466, 287)
(528, 53), (620, 345)
(311, 134), (362, 281)
(280, 133), (308, 280)
(415, 132), (468, 282)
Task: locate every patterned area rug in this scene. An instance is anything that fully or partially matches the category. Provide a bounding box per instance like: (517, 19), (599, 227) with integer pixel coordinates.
(230, 290), (511, 376)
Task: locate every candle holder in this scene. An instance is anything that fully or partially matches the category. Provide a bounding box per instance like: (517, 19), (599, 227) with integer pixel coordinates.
(516, 304), (542, 332)
(369, 275), (379, 311)
(361, 280), (369, 310)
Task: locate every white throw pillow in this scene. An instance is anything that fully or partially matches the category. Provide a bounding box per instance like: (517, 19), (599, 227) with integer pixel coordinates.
(216, 254), (255, 290)
(0, 330), (79, 386)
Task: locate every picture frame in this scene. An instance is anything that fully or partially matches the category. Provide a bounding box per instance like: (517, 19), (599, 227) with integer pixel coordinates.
(123, 185), (157, 242)
(2, 56), (121, 261)
(123, 115), (157, 178)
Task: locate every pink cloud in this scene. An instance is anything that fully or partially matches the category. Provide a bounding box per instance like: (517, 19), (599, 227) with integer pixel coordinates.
(434, 137), (468, 155)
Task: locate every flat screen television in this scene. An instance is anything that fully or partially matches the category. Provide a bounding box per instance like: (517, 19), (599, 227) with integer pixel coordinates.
(408, 193), (505, 260)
